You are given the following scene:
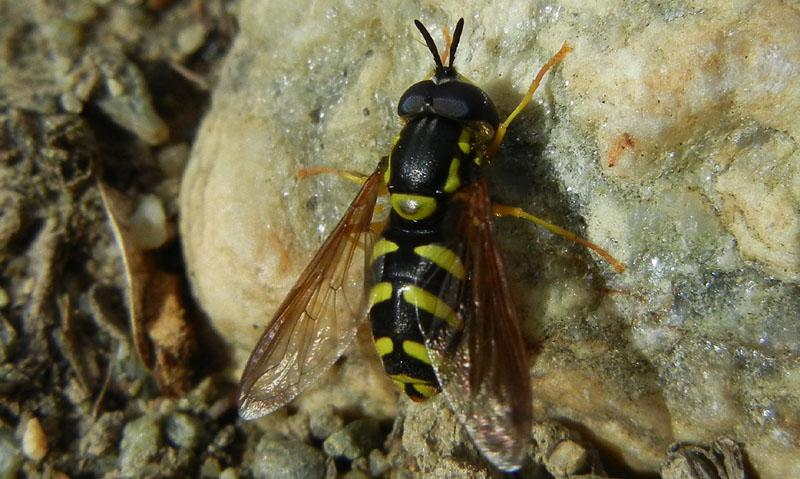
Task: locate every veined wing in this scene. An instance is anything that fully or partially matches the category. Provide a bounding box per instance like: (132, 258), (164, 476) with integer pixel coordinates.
(238, 166), (386, 420)
(420, 179), (532, 471)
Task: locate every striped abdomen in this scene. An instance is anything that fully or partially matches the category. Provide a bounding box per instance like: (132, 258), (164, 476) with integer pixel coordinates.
(368, 115), (477, 401)
(368, 221), (466, 401)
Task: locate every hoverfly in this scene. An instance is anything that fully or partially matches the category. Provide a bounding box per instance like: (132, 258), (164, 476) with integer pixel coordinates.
(239, 19), (623, 471)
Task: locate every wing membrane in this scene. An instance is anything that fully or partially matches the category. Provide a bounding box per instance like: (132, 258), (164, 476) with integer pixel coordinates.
(421, 179), (532, 471)
(238, 167), (386, 420)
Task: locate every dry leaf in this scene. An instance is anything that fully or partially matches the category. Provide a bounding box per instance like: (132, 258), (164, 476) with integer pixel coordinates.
(144, 269), (194, 393)
(99, 181), (194, 394)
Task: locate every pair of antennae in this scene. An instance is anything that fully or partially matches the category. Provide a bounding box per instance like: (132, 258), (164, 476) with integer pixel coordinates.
(414, 18), (464, 71)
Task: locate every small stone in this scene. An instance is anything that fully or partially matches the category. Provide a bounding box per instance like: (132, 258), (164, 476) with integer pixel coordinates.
(157, 398), (178, 415)
(287, 411), (311, 443)
(368, 449), (389, 477)
(179, 376), (216, 415)
(219, 467), (240, 479)
(41, 17), (82, 59)
(199, 456), (222, 479)
(176, 24), (207, 56)
(130, 194), (168, 250)
(20, 277), (34, 296)
(119, 415), (163, 470)
(80, 411), (125, 457)
(0, 427), (23, 479)
(308, 406), (343, 440)
(95, 60), (169, 145)
(60, 91), (83, 114)
(351, 456), (368, 474)
(107, 78), (125, 97)
(340, 470), (369, 479)
(547, 440), (588, 477)
(164, 412), (205, 450)
(64, 2), (97, 23)
(251, 436), (325, 479)
(0, 314), (17, 364)
(21, 417), (48, 461)
(213, 424), (236, 450)
(323, 419), (382, 461)
(0, 287), (8, 308)
(157, 144), (189, 178)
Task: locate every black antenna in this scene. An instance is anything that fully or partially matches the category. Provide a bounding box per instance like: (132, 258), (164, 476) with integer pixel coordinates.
(414, 20), (443, 70)
(448, 18), (464, 68)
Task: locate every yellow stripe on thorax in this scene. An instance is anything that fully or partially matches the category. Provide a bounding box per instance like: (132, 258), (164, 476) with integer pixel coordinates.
(443, 157), (461, 193)
(413, 244), (465, 280)
(457, 127), (471, 154)
(384, 136), (401, 184)
(400, 285), (463, 330)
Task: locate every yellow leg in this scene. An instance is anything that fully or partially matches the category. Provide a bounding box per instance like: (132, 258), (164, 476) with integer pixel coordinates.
(297, 167), (368, 186)
(440, 24), (453, 65)
(493, 204), (626, 273)
(487, 43), (573, 158)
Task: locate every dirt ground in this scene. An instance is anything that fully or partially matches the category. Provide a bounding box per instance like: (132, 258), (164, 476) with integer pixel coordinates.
(0, 1), (248, 477)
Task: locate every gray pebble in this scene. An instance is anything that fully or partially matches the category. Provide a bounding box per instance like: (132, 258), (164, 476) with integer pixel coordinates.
(546, 440), (589, 477)
(164, 412), (205, 450)
(308, 407), (344, 441)
(368, 449), (389, 477)
(219, 467), (240, 479)
(60, 91), (83, 114)
(0, 427), (23, 479)
(340, 470), (370, 479)
(323, 419), (382, 461)
(0, 315), (17, 364)
(176, 24), (207, 56)
(251, 436), (325, 479)
(199, 456), (222, 479)
(80, 411), (125, 457)
(119, 415), (163, 471)
(0, 287), (8, 308)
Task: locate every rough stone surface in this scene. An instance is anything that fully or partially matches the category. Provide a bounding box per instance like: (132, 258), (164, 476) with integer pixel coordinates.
(322, 419), (383, 461)
(164, 412), (206, 450)
(119, 415), (163, 472)
(0, 428), (23, 479)
(308, 405), (345, 440)
(180, 0), (800, 477)
(251, 436), (325, 479)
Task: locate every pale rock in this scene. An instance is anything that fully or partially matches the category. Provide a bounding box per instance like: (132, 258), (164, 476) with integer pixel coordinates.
(180, 0), (800, 476)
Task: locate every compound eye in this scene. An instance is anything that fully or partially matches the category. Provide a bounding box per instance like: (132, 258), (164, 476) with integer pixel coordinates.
(397, 81), (434, 117)
(397, 80), (499, 127)
(431, 94), (469, 120)
(433, 82), (499, 127)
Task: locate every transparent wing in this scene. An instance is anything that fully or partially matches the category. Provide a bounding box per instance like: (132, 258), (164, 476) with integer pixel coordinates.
(420, 179), (532, 471)
(238, 167), (386, 420)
